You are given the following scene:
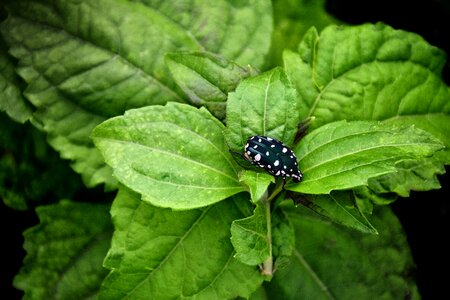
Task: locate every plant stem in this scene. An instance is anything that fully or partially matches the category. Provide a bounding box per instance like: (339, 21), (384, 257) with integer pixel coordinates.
(261, 196), (273, 276)
(260, 179), (283, 276)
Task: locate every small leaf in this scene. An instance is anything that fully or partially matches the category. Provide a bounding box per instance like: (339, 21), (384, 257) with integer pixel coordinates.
(100, 187), (263, 300)
(289, 120), (444, 194)
(231, 203), (270, 266)
(92, 103), (245, 209)
(239, 170), (274, 203)
(265, 204), (420, 299)
(14, 200), (113, 299)
(288, 191), (378, 234)
(165, 51), (257, 120)
(225, 67), (300, 151)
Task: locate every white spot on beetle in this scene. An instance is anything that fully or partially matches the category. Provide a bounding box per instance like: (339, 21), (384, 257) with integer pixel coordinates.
(274, 160), (280, 166)
(253, 145), (258, 149)
(283, 165), (287, 169)
(258, 138), (262, 142)
(271, 144), (275, 148)
(266, 151), (270, 156)
(267, 165), (271, 169)
(275, 170), (280, 176)
(282, 147), (288, 153)
(254, 153), (261, 161)
(267, 137), (273, 141)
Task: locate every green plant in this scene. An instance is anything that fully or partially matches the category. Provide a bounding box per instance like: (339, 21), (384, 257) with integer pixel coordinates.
(1, 0), (449, 299)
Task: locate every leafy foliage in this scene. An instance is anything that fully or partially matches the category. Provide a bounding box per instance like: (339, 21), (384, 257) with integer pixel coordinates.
(0, 0), (272, 188)
(1, 0), (449, 299)
(99, 187), (263, 299)
(265, 204), (420, 299)
(92, 103), (245, 209)
(290, 120), (444, 194)
(14, 200), (112, 299)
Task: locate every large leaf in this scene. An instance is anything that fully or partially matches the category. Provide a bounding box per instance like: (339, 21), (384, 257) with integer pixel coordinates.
(225, 67), (300, 151)
(0, 0), (272, 188)
(288, 120), (444, 194)
(284, 23), (450, 194)
(264, 204), (419, 299)
(92, 103), (244, 209)
(14, 200), (113, 299)
(100, 187), (263, 300)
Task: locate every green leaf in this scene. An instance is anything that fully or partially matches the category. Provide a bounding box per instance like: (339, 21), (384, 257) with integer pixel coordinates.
(231, 203), (270, 266)
(100, 187), (264, 300)
(285, 23), (450, 127)
(92, 102), (245, 209)
(284, 23), (450, 194)
(368, 157), (445, 197)
(265, 204), (420, 299)
(288, 191), (378, 234)
(289, 120), (444, 194)
(239, 170), (274, 203)
(371, 115), (450, 195)
(225, 67), (300, 151)
(14, 200), (113, 299)
(165, 51), (257, 120)
(1, 0), (273, 188)
(0, 38), (32, 123)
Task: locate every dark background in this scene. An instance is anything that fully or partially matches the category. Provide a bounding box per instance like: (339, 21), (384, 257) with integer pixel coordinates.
(2, 0), (450, 299)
